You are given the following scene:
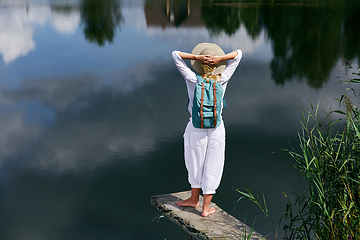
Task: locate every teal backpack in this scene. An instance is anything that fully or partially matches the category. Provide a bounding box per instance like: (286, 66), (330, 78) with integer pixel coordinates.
(192, 75), (224, 128)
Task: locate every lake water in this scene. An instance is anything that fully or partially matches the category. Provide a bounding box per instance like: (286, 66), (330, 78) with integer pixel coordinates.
(0, 0), (359, 239)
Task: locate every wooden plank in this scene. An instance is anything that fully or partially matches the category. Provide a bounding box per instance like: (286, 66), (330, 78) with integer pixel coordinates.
(151, 191), (267, 240)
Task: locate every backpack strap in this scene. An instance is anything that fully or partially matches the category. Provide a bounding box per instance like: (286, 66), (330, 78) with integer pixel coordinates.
(200, 83), (205, 128)
(213, 82), (217, 127)
(197, 75), (206, 128)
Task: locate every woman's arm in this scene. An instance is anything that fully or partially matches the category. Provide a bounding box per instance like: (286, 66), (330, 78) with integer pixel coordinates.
(220, 50), (242, 82)
(208, 51), (238, 66)
(178, 51), (238, 66)
(178, 52), (213, 65)
(172, 51), (197, 82)
(172, 49), (241, 83)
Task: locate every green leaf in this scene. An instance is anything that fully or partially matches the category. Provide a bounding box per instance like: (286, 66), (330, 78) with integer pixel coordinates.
(333, 110), (346, 115)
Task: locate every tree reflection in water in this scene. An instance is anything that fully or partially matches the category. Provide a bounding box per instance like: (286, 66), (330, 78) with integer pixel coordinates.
(198, 0), (360, 89)
(53, 0), (360, 88)
(201, 1), (241, 36)
(80, 0), (123, 46)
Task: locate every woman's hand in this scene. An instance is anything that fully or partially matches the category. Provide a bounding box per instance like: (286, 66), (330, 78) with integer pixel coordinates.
(203, 55), (222, 66)
(206, 56), (222, 66)
(197, 54), (213, 65)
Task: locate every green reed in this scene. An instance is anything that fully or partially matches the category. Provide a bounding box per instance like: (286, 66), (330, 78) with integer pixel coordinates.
(283, 99), (360, 239)
(237, 68), (360, 239)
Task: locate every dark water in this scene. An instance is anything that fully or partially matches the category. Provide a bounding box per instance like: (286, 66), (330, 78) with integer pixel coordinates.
(0, 0), (359, 239)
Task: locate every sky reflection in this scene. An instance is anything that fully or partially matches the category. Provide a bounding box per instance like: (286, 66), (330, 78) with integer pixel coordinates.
(0, 4), (80, 65)
(0, 0), (357, 174)
(0, 1), (270, 67)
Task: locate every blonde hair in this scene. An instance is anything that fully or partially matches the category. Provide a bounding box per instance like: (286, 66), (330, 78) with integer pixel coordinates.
(200, 64), (221, 82)
(201, 74), (221, 82)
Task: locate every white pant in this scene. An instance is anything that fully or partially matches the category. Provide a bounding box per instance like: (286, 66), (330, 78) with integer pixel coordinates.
(183, 118), (226, 195)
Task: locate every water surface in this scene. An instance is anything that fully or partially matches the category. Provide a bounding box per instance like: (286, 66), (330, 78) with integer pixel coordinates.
(0, 0), (359, 239)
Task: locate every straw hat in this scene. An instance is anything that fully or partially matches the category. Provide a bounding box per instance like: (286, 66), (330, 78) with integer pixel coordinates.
(191, 43), (227, 75)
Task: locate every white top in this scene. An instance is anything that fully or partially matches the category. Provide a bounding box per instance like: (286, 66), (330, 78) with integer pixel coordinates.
(172, 49), (242, 114)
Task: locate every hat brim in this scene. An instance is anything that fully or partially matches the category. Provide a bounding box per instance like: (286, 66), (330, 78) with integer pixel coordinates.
(191, 43), (227, 75)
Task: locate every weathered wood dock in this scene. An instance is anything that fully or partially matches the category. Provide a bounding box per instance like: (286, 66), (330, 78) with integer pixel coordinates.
(151, 191), (267, 240)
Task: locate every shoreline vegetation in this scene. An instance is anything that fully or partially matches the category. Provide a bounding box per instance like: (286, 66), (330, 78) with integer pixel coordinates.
(237, 63), (360, 240)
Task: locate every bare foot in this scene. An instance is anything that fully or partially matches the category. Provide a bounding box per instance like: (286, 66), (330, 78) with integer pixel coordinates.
(176, 198), (200, 208)
(202, 207), (216, 217)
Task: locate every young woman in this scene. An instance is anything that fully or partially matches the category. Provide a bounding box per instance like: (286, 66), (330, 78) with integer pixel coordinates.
(172, 43), (242, 217)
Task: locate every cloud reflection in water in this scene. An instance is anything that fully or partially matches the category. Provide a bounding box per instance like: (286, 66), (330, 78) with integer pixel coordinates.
(0, 4), (80, 64)
(0, 1), (352, 176)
